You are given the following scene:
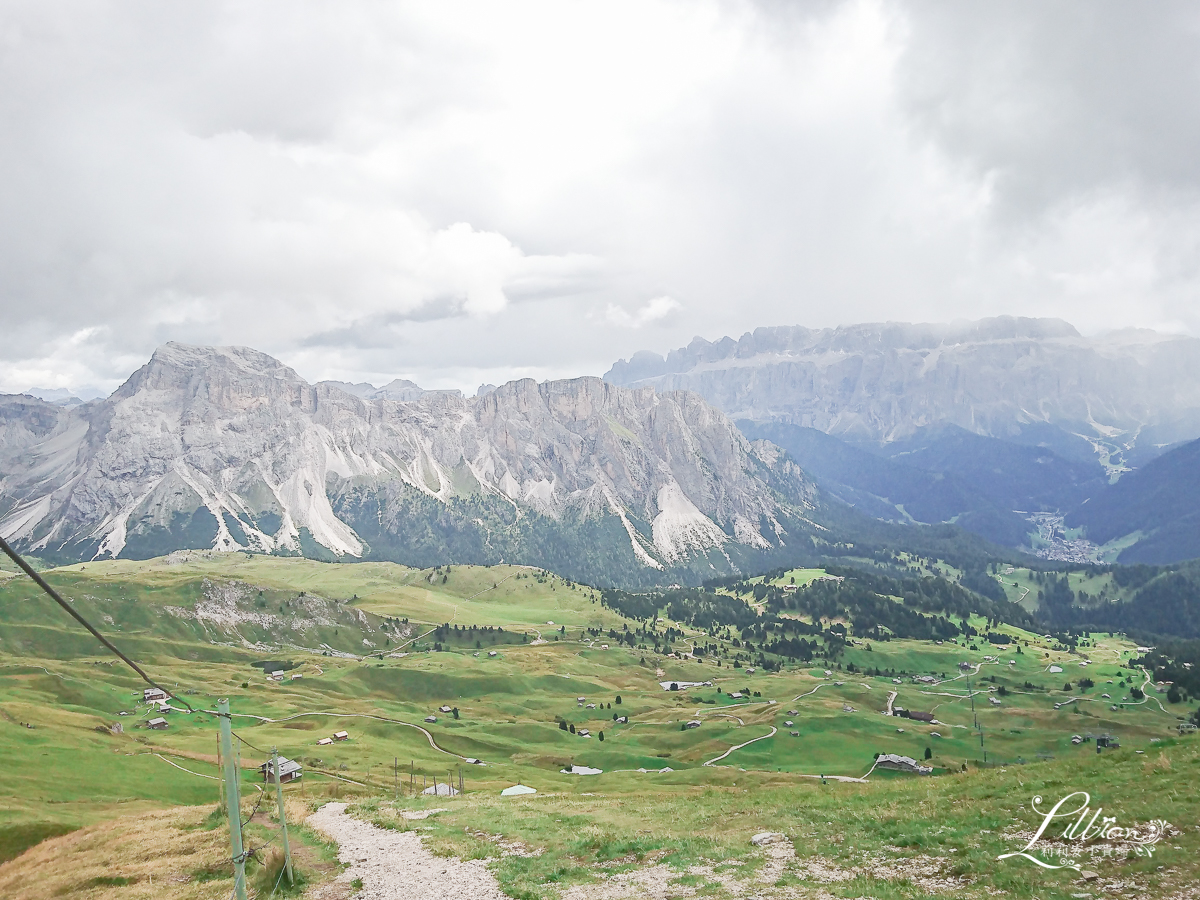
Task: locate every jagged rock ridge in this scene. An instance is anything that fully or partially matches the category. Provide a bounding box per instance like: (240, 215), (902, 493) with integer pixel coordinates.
(0, 343), (817, 582)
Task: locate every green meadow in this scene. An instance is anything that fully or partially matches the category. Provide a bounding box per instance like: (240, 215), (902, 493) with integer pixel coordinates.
(0, 553), (1195, 898)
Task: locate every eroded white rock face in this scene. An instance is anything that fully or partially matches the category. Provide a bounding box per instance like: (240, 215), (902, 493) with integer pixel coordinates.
(0, 342), (816, 570)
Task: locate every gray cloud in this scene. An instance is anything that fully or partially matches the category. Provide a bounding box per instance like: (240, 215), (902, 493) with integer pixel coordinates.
(897, 2), (1200, 215)
(1, 1), (1199, 396)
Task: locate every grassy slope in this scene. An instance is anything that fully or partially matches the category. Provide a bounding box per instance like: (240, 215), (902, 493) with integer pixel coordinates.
(37, 554), (611, 628)
(0, 555), (1195, 898)
(390, 732), (1198, 900)
(0, 799), (339, 899)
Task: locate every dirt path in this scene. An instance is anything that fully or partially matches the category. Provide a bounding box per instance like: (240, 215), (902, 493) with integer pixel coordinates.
(463, 572), (517, 600)
(1117, 666), (1170, 713)
(790, 683), (829, 702)
(227, 711), (471, 760)
(884, 690), (897, 716)
(308, 802), (507, 900)
(702, 726), (777, 766)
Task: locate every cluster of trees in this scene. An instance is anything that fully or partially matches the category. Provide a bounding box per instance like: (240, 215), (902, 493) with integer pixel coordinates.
(1134, 640), (1200, 704)
(597, 563), (1048, 667)
(1039, 566), (1200, 639)
(428, 622), (511, 651)
(767, 578), (964, 642)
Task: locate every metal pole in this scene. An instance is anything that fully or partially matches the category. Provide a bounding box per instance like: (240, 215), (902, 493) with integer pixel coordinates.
(394, 757), (398, 801)
(271, 746), (294, 885)
(218, 699), (248, 900)
(967, 674), (978, 729)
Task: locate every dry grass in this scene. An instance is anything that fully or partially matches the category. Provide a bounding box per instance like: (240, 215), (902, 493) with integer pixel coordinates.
(0, 806), (234, 899)
(0, 801), (330, 900)
(1144, 750), (1172, 773)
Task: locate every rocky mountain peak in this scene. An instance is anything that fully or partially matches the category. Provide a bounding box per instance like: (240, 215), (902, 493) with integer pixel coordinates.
(0, 345), (818, 584)
(113, 342), (310, 405)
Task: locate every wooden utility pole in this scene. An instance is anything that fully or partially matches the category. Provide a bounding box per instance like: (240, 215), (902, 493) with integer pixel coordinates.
(271, 747), (294, 885)
(394, 757), (398, 800)
(218, 699), (248, 900)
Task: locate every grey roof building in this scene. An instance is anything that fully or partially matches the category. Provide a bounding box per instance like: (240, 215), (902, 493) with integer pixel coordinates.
(259, 757), (303, 783)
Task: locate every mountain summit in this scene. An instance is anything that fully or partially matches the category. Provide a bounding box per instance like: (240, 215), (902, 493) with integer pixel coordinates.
(0, 343), (817, 584)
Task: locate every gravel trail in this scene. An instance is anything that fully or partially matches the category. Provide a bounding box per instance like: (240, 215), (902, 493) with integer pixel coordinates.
(308, 802), (507, 900)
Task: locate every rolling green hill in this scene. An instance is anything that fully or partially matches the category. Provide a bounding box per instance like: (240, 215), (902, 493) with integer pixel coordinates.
(0, 553), (1196, 898)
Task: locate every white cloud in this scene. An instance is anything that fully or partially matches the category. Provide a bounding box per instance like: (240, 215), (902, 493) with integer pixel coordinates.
(1, 1), (1199, 395)
(604, 296), (683, 329)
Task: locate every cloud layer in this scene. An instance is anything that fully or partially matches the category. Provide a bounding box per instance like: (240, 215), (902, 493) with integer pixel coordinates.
(2, 1), (1199, 395)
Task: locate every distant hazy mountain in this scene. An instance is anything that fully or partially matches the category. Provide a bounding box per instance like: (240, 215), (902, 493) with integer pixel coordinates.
(739, 421), (1107, 548)
(17, 388), (86, 407)
(607, 317), (1200, 560)
(1068, 437), (1200, 564)
(0, 343), (819, 585)
(317, 379), (464, 402)
(605, 317), (1200, 469)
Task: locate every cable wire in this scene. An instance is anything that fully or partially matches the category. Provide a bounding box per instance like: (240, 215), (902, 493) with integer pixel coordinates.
(266, 859), (289, 900)
(231, 730), (273, 756)
(0, 535), (196, 713)
(241, 783), (266, 829)
(236, 830), (280, 864)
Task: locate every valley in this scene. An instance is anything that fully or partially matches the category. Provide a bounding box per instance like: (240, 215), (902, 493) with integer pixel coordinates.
(611, 319), (1200, 565)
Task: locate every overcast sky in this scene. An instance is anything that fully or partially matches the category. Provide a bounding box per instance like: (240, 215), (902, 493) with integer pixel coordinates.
(3, 1), (1200, 397)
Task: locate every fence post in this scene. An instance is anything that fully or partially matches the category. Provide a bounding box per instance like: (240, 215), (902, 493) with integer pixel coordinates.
(218, 699), (248, 900)
(272, 746), (294, 885)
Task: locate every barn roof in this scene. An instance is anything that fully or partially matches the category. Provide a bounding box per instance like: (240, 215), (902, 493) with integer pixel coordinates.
(259, 757), (302, 777)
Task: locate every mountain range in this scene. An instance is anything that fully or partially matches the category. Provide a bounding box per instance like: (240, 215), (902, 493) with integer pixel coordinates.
(0, 343), (822, 585)
(607, 317), (1200, 563)
(7, 316), (1200, 575)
